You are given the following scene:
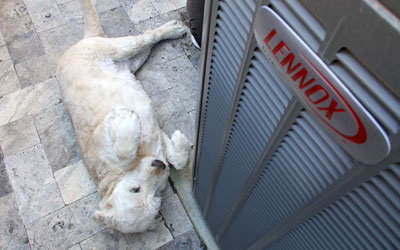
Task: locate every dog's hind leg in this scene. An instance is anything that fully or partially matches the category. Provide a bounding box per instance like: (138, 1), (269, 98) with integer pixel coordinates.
(162, 130), (192, 170)
(129, 48), (151, 74)
(93, 105), (141, 165)
(89, 20), (186, 61)
(79, 0), (106, 38)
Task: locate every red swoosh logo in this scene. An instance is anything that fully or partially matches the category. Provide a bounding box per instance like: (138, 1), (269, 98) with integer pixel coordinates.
(300, 54), (367, 144)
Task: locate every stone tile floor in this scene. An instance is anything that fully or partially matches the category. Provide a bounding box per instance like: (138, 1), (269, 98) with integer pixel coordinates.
(0, 0), (203, 249)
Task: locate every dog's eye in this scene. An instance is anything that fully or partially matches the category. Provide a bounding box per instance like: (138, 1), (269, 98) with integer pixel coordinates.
(129, 187), (141, 193)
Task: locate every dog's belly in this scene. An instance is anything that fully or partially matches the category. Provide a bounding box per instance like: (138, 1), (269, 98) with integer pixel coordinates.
(61, 59), (163, 161)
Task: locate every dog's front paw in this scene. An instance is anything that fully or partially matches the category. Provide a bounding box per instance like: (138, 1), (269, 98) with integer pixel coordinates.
(159, 20), (186, 40)
(168, 130), (192, 170)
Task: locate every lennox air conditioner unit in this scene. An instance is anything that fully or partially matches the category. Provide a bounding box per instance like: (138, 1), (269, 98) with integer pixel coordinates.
(193, 0), (400, 249)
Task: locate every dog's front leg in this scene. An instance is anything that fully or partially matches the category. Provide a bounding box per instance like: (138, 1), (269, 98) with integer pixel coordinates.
(162, 130), (192, 170)
(90, 20), (186, 61)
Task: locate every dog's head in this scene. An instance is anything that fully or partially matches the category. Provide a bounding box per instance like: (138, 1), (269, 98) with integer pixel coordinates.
(93, 156), (169, 233)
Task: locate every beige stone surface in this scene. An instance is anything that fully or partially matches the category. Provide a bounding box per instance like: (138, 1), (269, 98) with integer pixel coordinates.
(55, 160), (97, 205)
(0, 58), (20, 97)
(0, 116), (40, 156)
(4, 144), (65, 224)
(33, 103), (81, 172)
(26, 193), (103, 250)
(0, 77), (61, 127)
(0, 193), (30, 250)
(161, 193), (194, 237)
(125, 218), (173, 250)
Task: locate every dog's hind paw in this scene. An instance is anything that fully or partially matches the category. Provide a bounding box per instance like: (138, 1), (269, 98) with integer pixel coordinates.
(158, 20), (187, 40)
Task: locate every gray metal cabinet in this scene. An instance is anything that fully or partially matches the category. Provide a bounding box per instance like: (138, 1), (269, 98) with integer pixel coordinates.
(193, 0), (400, 249)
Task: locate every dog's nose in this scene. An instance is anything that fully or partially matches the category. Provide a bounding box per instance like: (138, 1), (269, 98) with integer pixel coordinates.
(151, 159), (166, 170)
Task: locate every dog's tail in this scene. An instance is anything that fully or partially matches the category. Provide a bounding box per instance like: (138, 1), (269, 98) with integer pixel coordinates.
(79, 0), (106, 38)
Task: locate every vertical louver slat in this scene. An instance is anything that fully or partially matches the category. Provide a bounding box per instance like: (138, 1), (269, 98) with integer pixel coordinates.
(219, 111), (354, 250)
(195, 0), (255, 210)
(205, 45), (292, 235)
(266, 164), (400, 250)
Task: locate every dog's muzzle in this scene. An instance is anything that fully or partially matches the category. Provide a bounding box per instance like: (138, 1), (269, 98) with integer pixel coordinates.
(151, 160), (166, 170)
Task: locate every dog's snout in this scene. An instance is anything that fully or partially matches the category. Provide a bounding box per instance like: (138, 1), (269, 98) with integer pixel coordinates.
(151, 159), (166, 170)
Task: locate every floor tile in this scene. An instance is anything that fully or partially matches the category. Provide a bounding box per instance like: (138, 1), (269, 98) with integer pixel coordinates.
(162, 182), (175, 199)
(26, 192), (103, 250)
(135, 62), (174, 97)
(142, 39), (187, 67)
(157, 229), (203, 250)
(0, 0), (28, 21)
(15, 51), (62, 88)
(33, 103), (81, 172)
(0, 116), (40, 156)
(0, 44), (11, 60)
(58, 0), (82, 23)
(54, 160), (96, 205)
(94, 0), (121, 14)
(99, 6), (139, 37)
(0, 77), (61, 127)
(165, 56), (199, 112)
(38, 20), (83, 54)
(4, 144), (65, 225)
(0, 193), (30, 250)
(161, 193), (193, 238)
(23, 0), (65, 32)
(67, 244), (82, 250)
(59, 0), (121, 24)
(0, 14), (35, 43)
(0, 32), (5, 46)
(151, 89), (195, 143)
(152, 0), (186, 15)
(56, 0), (73, 4)
(0, 15), (45, 64)
(6, 31), (45, 64)
(0, 149), (13, 197)
(179, 35), (201, 72)
(120, 0), (159, 24)
(80, 229), (129, 250)
(0, 58), (20, 97)
(125, 218), (173, 250)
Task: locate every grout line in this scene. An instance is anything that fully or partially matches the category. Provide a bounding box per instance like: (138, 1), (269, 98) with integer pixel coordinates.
(160, 210), (175, 239)
(23, 223), (33, 250)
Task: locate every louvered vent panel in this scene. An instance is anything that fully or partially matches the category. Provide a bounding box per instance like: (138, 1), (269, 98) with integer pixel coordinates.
(331, 51), (400, 134)
(266, 164), (400, 250)
(219, 111), (353, 250)
(270, 0), (326, 51)
(195, 0), (256, 210)
(206, 50), (292, 234)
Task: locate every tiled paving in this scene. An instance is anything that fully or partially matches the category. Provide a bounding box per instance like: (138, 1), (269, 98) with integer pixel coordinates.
(0, 0), (203, 249)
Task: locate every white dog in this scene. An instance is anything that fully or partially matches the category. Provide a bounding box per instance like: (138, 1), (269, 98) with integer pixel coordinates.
(56, 0), (192, 233)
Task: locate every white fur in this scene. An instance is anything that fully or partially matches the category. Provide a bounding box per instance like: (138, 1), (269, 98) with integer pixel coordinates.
(57, 0), (192, 233)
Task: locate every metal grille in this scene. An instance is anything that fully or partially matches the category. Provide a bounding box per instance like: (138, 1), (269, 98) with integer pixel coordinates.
(194, 0), (400, 249)
(205, 50), (292, 235)
(195, 0), (256, 209)
(266, 164), (400, 250)
(219, 111), (353, 250)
